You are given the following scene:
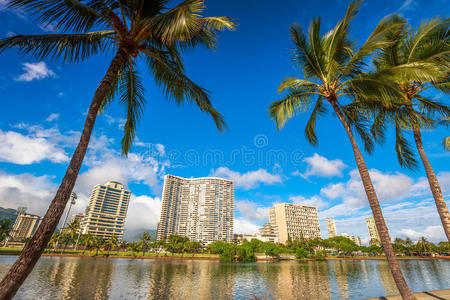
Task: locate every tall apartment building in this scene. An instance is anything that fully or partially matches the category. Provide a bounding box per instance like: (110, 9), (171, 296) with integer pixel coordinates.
(82, 181), (131, 240)
(70, 213), (84, 225)
(326, 217), (338, 238)
(366, 216), (381, 245)
(9, 213), (41, 241)
(269, 203), (321, 244)
(156, 175), (234, 244)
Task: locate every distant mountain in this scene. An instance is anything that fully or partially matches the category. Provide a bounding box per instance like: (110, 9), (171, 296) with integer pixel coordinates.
(123, 228), (157, 242)
(0, 207), (18, 222)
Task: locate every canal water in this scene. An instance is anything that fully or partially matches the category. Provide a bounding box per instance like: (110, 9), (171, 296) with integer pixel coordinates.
(0, 256), (448, 299)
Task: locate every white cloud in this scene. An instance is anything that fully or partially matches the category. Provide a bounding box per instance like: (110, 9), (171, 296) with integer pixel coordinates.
(124, 195), (161, 231)
(0, 171), (57, 216)
(15, 62), (56, 82)
(45, 113), (60, 122)
(399, 0), (415, 11)
(0, 129), (68, 164)
(289, 195), (328, 210)
(210, 167), (282, 190)
(398, 226), (445, 242)
(320, 168), (415, 208)
(234, 218), (261, 234)
(235, 200), (269, 222)
(296, 153), (346, 179)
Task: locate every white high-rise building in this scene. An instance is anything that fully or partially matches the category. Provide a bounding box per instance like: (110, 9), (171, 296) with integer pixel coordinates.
(366, 216), (381, 245)
(156, 175), (234, 244)
(269, 203), (321, 244)
(82, 181), (131, 240)
(326, 218), (338, 238)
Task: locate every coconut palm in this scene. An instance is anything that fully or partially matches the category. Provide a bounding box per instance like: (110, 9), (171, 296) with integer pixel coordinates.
(0, 0), (234, 298)
(83, 233), (96, 254)
(106, 235), (119, 255)
(268, 1), (415, 298)
(368, 18), (450, 241)
(139, 232), (151, 256)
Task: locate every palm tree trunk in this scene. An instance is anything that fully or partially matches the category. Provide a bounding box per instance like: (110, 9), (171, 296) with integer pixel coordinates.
(413, 129), (450, 241)
(0, 48), (128, 300)
(330, 100), (416, 300)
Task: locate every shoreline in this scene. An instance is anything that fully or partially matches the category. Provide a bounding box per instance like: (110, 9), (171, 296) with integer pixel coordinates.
(1, 249), (448, 261)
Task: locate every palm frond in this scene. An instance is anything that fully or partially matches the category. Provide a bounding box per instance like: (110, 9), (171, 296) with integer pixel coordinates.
(341, 103), (375, 154)
(404, 18), (450, 63)
(414, 95), (450, 118)
(8, 0), (107, 33)
(290, 24), (324, 80)
(0, 31), (112, 62)
(305, 96), (327, 146)
(269, 89), (317, 130)
(340, 14), (406, 78)
(143, 0), (235, 49)
(142, 46), (226, 132)
(119, 61), (146, 155)
(277, 77), (318, 93)
(394, 123), (418, 169)
(323, 0), (360, 80)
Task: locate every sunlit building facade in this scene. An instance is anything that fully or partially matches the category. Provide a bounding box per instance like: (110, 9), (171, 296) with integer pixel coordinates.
(269, 203), (321, 244)
(9, 213), (41, 241)
(326, 217), (338, 238)
(156, 175), (234, 244)
(82, 181), (131, 240)
(366, 216), (381, 245)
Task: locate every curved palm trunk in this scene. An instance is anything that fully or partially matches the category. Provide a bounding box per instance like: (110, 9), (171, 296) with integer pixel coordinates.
(0, 48), (128, 300)
(413, 129), (450, 241)
(330, 100), (416, 300)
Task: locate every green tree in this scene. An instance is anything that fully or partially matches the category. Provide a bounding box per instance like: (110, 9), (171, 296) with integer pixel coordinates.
(267, 2), (414, 298)
(295, 247), (308, 259)
(0, 220), (13, 242)
(106, 235), (119, 255)
(0, 1), (234, 298)
(83, 233), (96, 254)
(369, 18), (450, 241)
(138, 232), (151, 256)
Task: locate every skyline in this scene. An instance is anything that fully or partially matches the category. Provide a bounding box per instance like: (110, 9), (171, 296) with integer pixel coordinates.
(0, 0), (449, 245)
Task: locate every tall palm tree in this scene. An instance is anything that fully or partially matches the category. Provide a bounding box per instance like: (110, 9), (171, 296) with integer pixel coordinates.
(0, 1), (234, 298)
(268, 1), (415, 298)
(139, 232), (151, 256)
(369, 18), (450, 241)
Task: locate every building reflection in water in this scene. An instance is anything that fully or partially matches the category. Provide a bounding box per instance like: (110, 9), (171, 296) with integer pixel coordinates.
(3, 256), (449, 299)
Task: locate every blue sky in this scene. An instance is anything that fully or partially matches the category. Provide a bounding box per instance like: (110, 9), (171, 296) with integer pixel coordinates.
(0, 0), (448, 243)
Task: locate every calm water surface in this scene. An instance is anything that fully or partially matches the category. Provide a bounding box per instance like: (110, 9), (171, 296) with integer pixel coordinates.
(0, 256), (449, 299)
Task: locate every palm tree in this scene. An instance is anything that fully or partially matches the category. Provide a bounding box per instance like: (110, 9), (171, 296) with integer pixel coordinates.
(83, 233), (96, 254)
(0, 1), (234, 298)
(369, 18), (450, 241)
(139, 232), (151, 257)
(61, 220), (81, 253)
(93, 237), (105, 256)
(106, 235), (119, 255)
(268, 1), (415, 298)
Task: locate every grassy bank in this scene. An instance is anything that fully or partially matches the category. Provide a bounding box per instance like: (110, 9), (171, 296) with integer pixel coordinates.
(1, 248), (448, 261)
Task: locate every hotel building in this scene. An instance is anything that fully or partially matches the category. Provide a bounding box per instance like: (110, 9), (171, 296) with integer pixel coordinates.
(8, 212), (41, 241)
(156, 175), (234, 244)
(81, 181), (131, 240)
(366, 216), (381, 245)
(326, 217), (338, 238)
(269, 203), (321, 244)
